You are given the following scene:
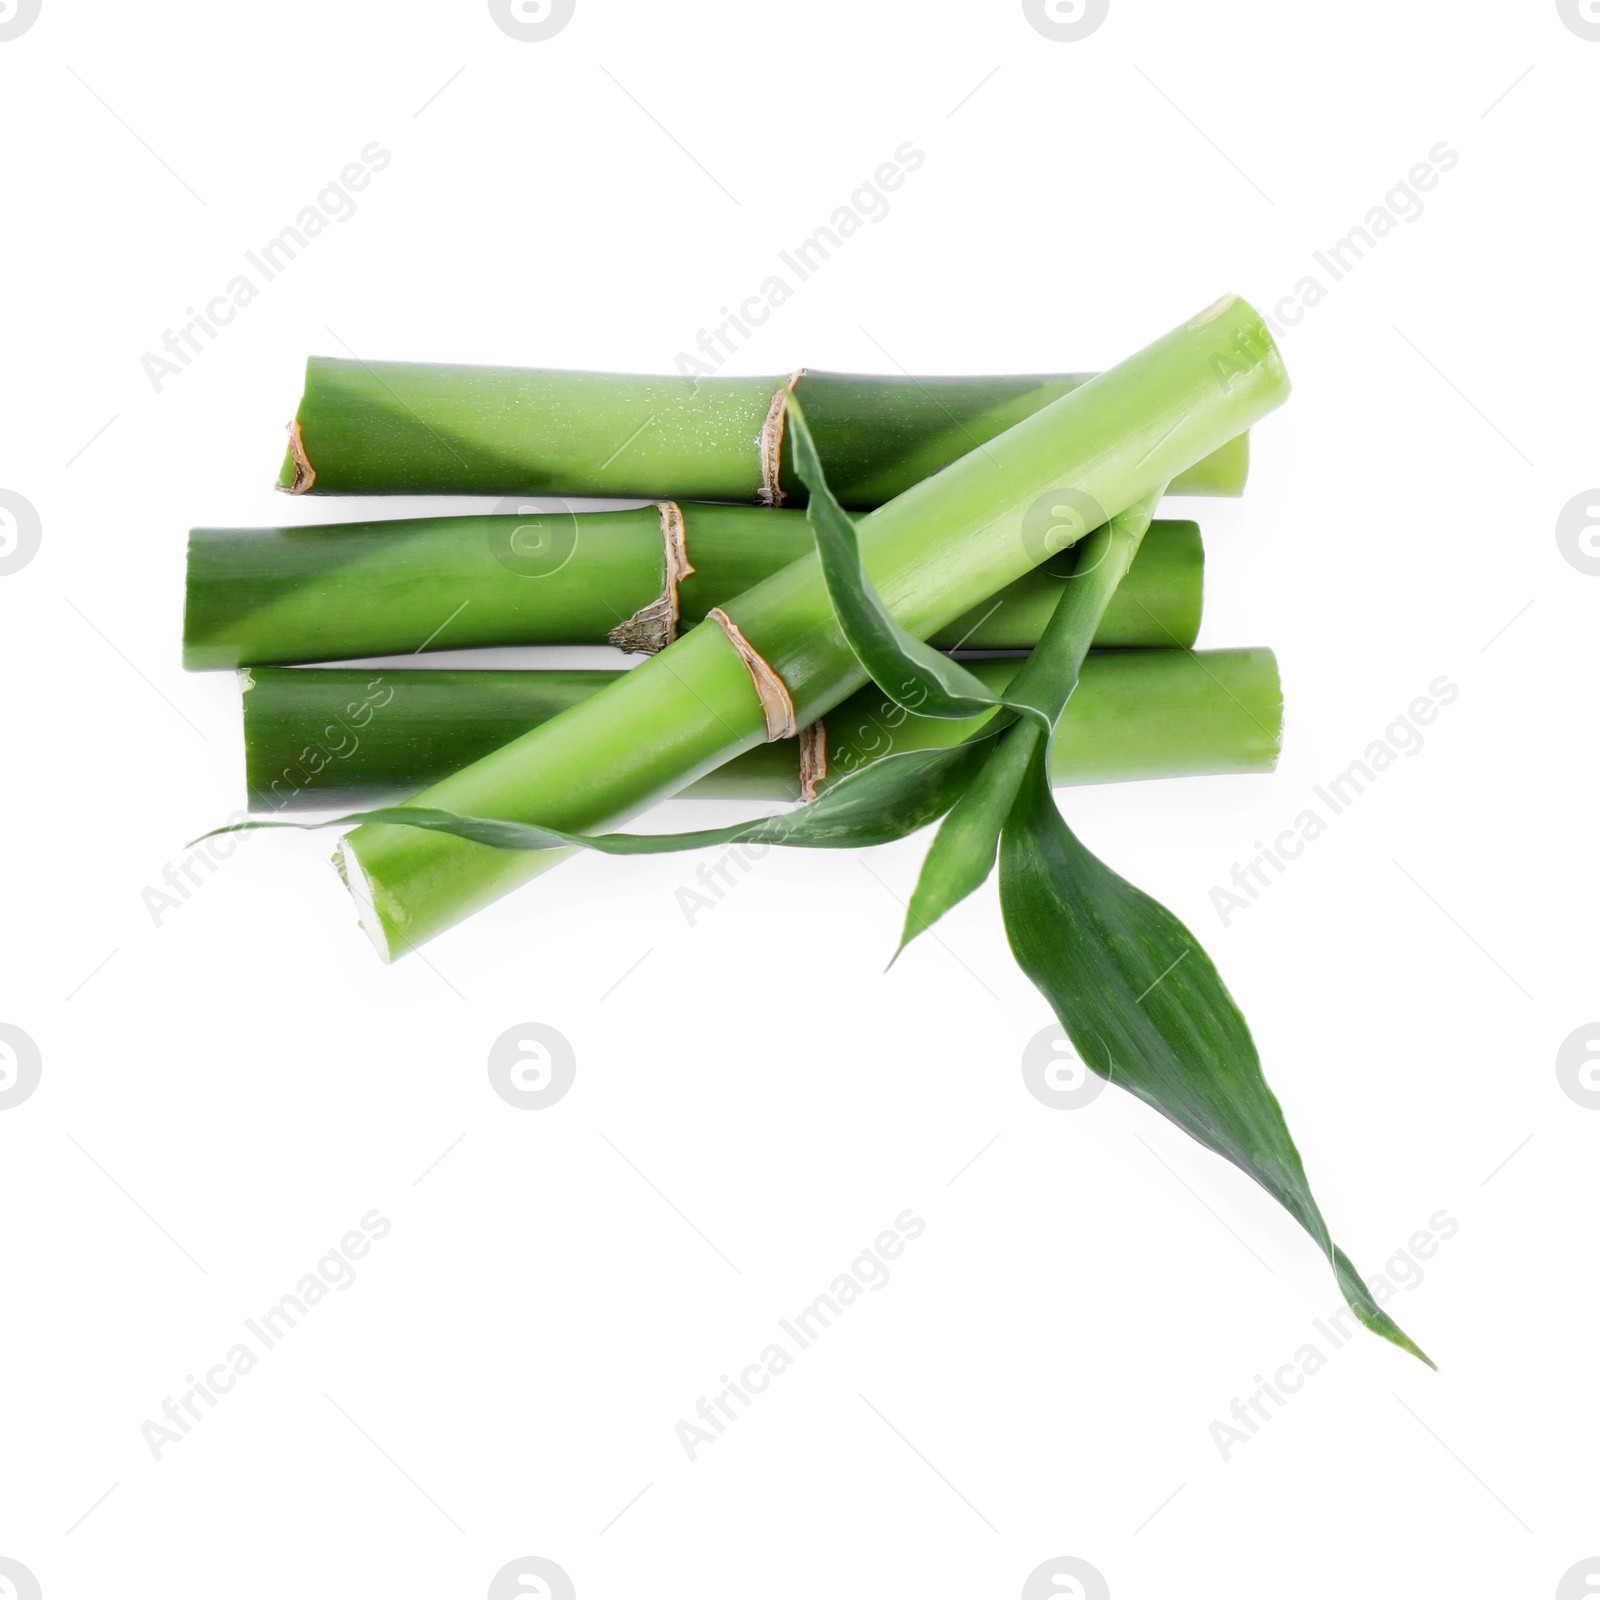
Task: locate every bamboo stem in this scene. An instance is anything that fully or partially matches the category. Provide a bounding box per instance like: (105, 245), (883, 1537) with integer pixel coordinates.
(184, 507), (1204, 669)
(242, 650), (1282, 811)
(277, 360), (1248, 505)
(337, 296), (1290, 959)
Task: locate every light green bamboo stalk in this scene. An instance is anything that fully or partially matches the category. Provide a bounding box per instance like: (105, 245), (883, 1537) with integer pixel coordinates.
(335, 296), (1289, 959)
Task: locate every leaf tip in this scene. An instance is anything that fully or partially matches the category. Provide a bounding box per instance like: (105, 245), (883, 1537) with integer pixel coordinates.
(1395, 1329), (1437, 1371)
(886, 918), (923, 971)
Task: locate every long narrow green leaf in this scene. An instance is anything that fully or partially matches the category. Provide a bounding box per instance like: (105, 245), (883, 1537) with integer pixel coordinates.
(894, 492), (1163, 957)
(1003, 495), (1160, 726)
(785, 390), (1001, 720)
(894, 723), (1038, 961)
(195, 735), (998, 857)
(997, 743), (1433, 1366)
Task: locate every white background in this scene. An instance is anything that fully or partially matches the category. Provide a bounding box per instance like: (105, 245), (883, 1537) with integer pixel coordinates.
(2, 2), (1595, 1597)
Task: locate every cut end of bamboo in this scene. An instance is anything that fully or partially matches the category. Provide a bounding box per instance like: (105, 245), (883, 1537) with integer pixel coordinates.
(1265, 649), (1286, 768)
(1211, 293), (1291, 404)
(1189, 293), (1237, 328)
(278, 420), (316, 494)
(1230, 431), (1250, 495)
(334, 838), (398, 964)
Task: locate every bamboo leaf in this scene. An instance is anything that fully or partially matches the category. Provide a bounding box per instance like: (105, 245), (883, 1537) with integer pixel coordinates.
(997, 742), (1433, 1366)
(1002, 494), (1160, 727)
(894, 723), (1037, 962)
(785, 390), (1000, 720)
(894, 491), (1164, 957)
(196, 735), (999, 858)
(787, 392), (1167, 741)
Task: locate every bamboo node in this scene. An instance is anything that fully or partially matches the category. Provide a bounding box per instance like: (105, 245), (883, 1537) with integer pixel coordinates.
(660, 499), (694, 584)
(756, 370), (805, 506)
(606, 593), (675, 655)
(708, 607), (797, 741)
(798, 721), (827, 801)
(281, 419), (316, 493)
(606, 502), (694, 655)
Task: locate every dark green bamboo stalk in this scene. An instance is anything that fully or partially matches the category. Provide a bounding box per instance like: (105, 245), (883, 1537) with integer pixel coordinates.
(241, 649), (1281, 811)
(184, 506), (1203, 669)
(277, 360), (1248, 505)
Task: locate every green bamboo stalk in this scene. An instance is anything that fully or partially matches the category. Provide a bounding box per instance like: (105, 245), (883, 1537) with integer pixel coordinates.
(183, 506), (1203, 669)
(242, 649), (1281, 810)
(277, 360), (1248, 505)
(336, 295), (1289, 959)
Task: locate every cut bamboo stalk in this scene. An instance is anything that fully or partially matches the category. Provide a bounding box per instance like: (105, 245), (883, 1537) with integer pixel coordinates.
(241, 650), (1282, 811)
(336, 295), (1290, 959)
(276, 360), (1249, 505)
(184, 506), (1204, 669)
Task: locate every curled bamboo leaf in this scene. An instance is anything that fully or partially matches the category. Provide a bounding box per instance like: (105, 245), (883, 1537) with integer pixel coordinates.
(784, 389), (1002, 721)
(786, 388), (1162, 741)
